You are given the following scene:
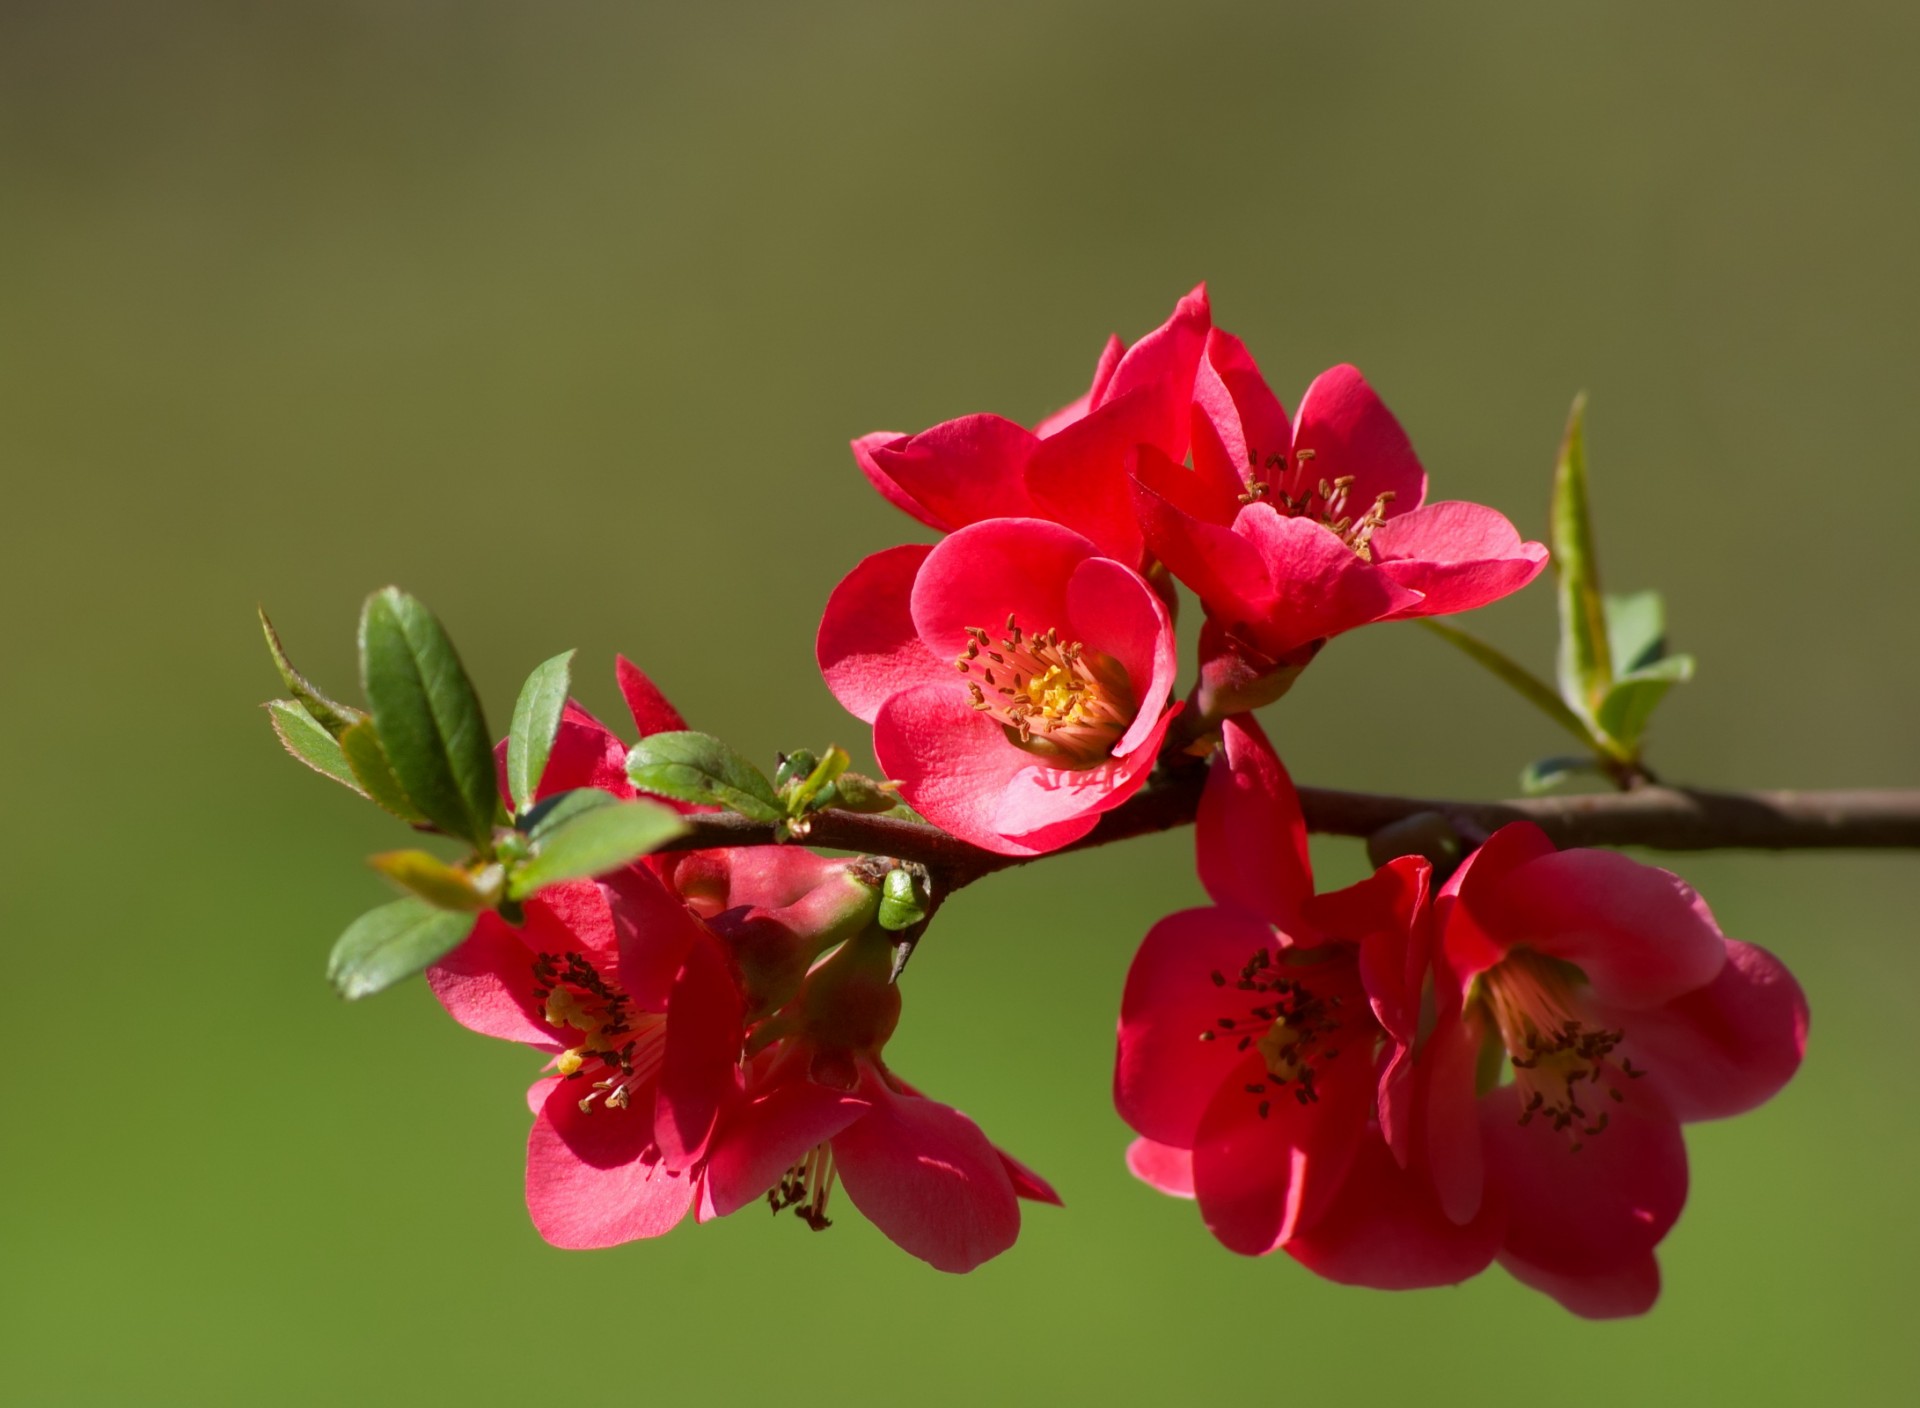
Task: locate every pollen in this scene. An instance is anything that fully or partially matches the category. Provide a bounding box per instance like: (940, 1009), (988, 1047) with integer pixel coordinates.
(1243, 446), (1396, 561)
(953, 613), (1134, 766)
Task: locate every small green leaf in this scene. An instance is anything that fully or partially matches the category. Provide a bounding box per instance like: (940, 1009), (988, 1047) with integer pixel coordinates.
(1550, 394), (1613, 722)
(520, 786), (622, 837)
(1417, 618), (1600, 752)
(830, 772), (901, 815)
(877, 867), (930, 932)
(259, 606), (366, 737)
(267, 699), (369, 797)
(1604, 590), (1668, 676)
(338, 718), (430, 824)
(627, 731), (784, 823)
(327, 897), (476, 1000)
(506, 649), (576, 817)
(1519, 755), (1606, 795)
(787, 745), (851, 814)
(368, 849), (499, 911)
(1596, 654), (1695, 750)
(358, 587), (498, 849)
(508, 799), (688, 899)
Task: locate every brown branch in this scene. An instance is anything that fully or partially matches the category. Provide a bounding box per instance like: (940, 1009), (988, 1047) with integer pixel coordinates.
(652, 772), (1920, 890)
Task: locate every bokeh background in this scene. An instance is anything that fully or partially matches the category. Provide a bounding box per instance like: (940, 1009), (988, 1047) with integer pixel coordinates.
(4, 2), (1917, 1402)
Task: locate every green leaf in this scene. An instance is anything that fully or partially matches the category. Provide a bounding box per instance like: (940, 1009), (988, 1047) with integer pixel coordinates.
(507, 799), (688, 899)
(368, 849), (499, 911)
(627, 731), (784, 823)
(338, 719), (430, 824)
(1417, 618), (1600, 752)
(506, 649), (576, 816)
(1596, 654), (1695, 750)
(358, 587), (497, 849)
(259, 606), (365, 737)
(1519, 754), (1605, 795)
(267, 699), (369, 798)
(787, 745), (851, 814)
(1550, 394), (1613, 721)
(521, 786), (622, 838)
(327, 897), (476, 1000)
(1604, 590), (1668, 676)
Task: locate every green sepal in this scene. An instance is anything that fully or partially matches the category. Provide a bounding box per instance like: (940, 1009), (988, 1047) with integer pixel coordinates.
(507, 799), (688, 899)
(1550, 393), (1613, 723)
(327, 897), (477, 1000)
(267, 699), (368, 798)
(506, 649), (576, 818)
(368, 849), (500, 911)
(627, 731), (784, 823)
(357, 587), (497, 850)
(338, 718), (430, 824)
(259, 607), (365, 738)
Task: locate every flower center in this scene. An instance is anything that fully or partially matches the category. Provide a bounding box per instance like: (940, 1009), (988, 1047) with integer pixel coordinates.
(1242, 446), (1396, 561)
(532, 950), (666, 1114)
(953, 613), (1135, 766)
(1199, 946), (1347, 1119)
(1477, 949), (1643, 1151)
(768, 1142), (838, 1231)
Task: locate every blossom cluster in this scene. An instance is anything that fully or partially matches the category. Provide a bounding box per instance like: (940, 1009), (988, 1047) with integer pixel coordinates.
(404, 287), (1803, 1316)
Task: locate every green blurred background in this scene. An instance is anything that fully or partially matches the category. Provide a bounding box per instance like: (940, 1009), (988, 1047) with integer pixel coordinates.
(4, 2), (1916, 1402)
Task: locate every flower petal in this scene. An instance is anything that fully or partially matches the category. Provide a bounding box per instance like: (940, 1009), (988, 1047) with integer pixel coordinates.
(1094, 283), (1210, 461)
(1064, 554), (1176, 757)
(817, 543), (944, 724)
(1481, 1080), (1687, 1276)
(1191, 328), (1292, 495)
(1126, 1138), (1196, 1198)
(909, 517), (1095, 659)
(652, 937), (744, 1168)
(1372, 500), (1549, 618)
(428, 912), (558, 1048)
(1132, 455), (1274, 619)
(851, 430), (947, 531)
(603, 865), (711, 1012)
(1590, 939), (1808, 1122)
(1423, 1013), (1489, 1226)
(1025, 390), (1163, 566)
(1488, 850), (1729, 1008)
(616, 656), (691, 738)
(526, 1081), (693, 1249)
(864, 413), (1039, 529)
(1435, 821), (1560, 986)
(1500, 1248), (1662, 1319)
(1231, 504), (1425, 658)
(1196, 715), (1313, 930)
(704, 1077), (870, 1218)
(996, 1146), (1063, 1206)
(1287, 1135), (1503, 1290)
(1288, 364), (1427, 515)
(833, 1081), (1023, 1274)
(1116, 907), (1282, 1147)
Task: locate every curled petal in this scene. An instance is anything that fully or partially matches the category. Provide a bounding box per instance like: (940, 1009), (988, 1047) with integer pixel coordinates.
(1372, 500), (1549, 618)
(616, 656), (690, 738)
(817, 544), (943, 724)
(909, 518), (1095, 659)
(863, 414), (1039, 530)
(704, 1078), (870, 1219)
(833, 1082), (1022, 1274)
(1063, 555), (1177, 757)
(852, 430), (946, 531)
(1191, 327), (1292, 499)
(1094, 282), (1210, 461)
(1288, 364), (1427, 515)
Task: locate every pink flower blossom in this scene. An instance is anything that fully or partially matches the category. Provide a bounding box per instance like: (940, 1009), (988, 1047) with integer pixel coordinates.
(818, 517), (1181, 855)
(851, 286), (1211, 566)
(1116, 717), (1498, 1283)
(697, 929), (1059, 1273)
(1420, 822), (1809, 1317)
(1132, 333), (1546, 671)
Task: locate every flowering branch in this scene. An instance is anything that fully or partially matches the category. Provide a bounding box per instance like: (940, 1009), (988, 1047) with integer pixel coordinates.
(655, 774), (1920, 888)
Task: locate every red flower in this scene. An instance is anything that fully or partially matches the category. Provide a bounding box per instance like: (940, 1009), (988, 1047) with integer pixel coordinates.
(851, 286), (1211, 566)
(696, 930), (1059, 1273)
(818, 517), (1181, 855)
(1420, 822), (1809, 1317)
(1132, 333), (1546, 670)
(1115, 717), (1498, 1284)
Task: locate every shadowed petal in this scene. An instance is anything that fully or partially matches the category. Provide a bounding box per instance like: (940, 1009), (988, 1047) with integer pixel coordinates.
(526, 1082), (693, 1249)
(817, 543), (944, 724)
(1500, 1248), (1662, 1319)
(1196, 715), (1313, 929)
(1288, 364), (1427, 514)
(1288, 1136), (1503, 1290)
(704, 1078), (870, 1218)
